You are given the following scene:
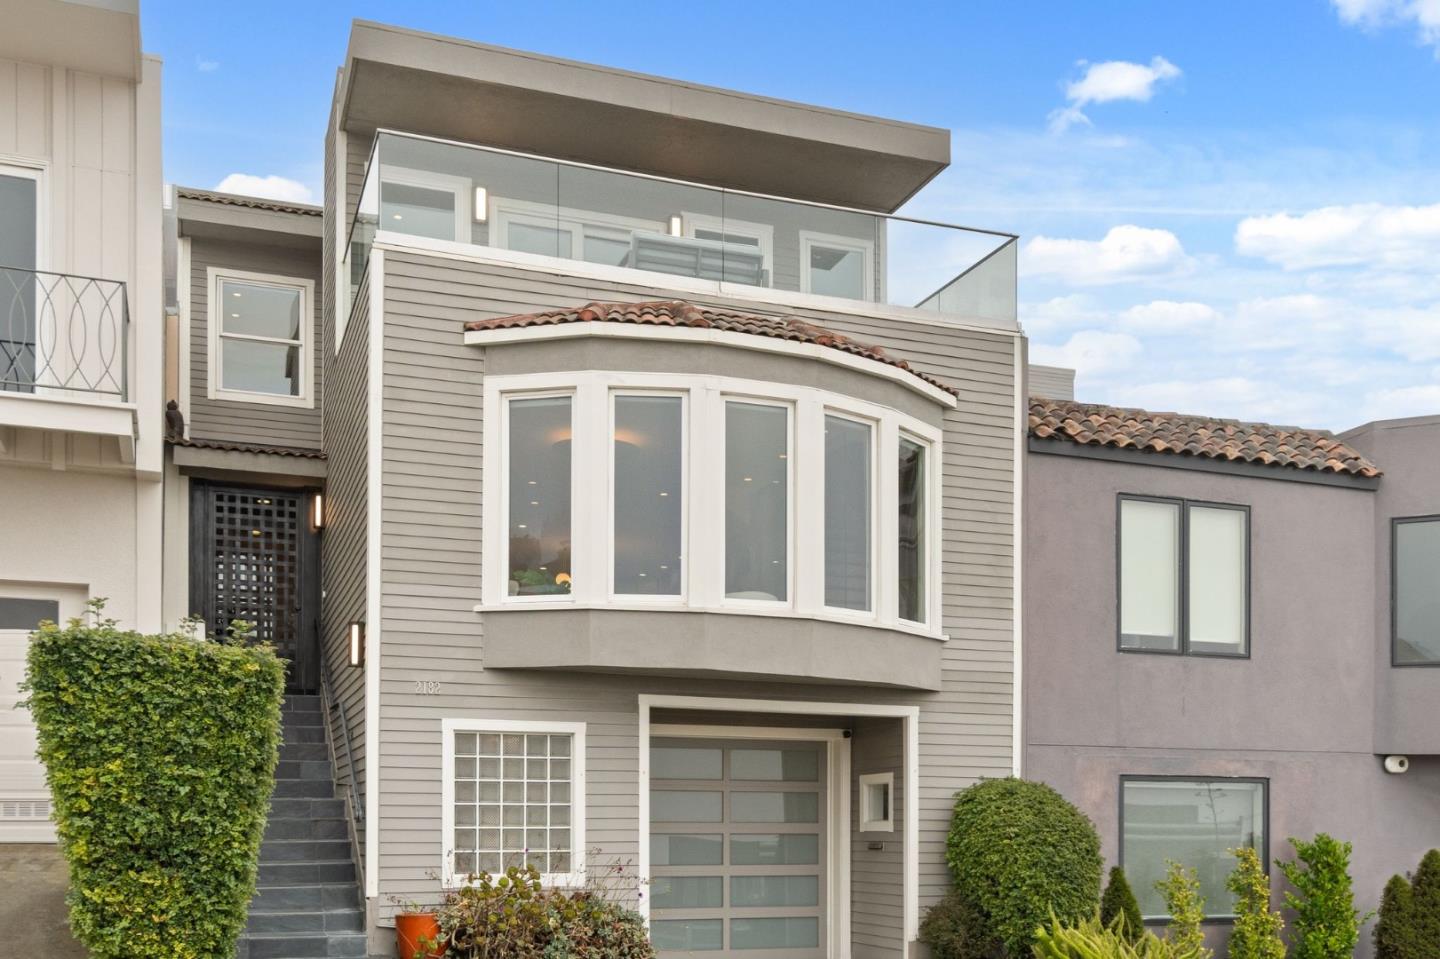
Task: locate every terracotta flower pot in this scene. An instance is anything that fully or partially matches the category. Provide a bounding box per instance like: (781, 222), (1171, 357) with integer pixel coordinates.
(395, 912), (444, 959)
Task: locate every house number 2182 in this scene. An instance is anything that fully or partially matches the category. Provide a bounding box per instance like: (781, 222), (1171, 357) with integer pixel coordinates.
(414, 681), (442, 695)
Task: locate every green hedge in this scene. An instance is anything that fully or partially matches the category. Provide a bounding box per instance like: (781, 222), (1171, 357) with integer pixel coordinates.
(944, 778), (1101, 955)
(23, 610), (285, 959)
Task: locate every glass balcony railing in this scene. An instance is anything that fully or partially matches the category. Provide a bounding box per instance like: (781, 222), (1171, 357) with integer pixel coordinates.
(346, 131), (1017, 325)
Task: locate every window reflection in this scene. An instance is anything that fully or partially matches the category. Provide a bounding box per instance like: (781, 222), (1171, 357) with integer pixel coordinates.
(508, 397), (572, 596)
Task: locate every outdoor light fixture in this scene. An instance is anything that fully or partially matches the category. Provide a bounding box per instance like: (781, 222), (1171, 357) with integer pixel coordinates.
(310, 490), (326, 531)
(667, 215), (683, 237)
(474, 186), (488, 222)
(348, 621), (365, 668)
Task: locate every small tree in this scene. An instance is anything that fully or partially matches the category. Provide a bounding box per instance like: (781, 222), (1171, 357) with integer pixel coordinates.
(1227, 846), (1285, 959)
(1373, 873), (1420, 959)
(1408, 849), (1440, 946)
(1100, 866), (1144, 944)
(1277, 834), (1370, 959)
(1155, 861), (1211, 959)
(918, 890), (999, 959)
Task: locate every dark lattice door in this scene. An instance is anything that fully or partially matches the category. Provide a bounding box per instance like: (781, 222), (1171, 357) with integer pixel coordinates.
(190, 484), (320, 692)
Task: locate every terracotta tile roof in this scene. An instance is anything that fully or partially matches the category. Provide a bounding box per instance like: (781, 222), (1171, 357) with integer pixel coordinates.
(1029, 397), (1380, 478)
(174, 186), (322, 217)
(463, 300), (957, 396)
(169, 436), (328, 460)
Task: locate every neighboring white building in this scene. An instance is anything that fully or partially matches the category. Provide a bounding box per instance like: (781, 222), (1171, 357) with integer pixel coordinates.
(0, 0), (163, 843)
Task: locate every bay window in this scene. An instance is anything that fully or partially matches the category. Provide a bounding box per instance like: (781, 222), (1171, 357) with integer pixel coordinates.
(1118, 496), (1249, 656)
(483, 372), (941, 632)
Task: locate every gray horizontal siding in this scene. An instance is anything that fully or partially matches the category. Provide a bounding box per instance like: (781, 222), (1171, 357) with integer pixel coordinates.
(187, 236), (323, 449)
(372, 251), (1016, 941)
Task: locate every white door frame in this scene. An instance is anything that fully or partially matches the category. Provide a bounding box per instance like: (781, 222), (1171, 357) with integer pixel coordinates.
(638, 694), (922, 957)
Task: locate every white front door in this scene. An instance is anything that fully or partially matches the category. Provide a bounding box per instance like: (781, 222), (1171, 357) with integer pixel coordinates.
(0, 585), (82, 842)
(649, 737), (831, 958)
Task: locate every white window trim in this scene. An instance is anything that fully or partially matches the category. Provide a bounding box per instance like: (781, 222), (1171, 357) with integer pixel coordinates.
(380, 165), (472, 242)
(820, 408), (880, 621)
(680, 211), (775, 279)
(480, 371), (944, 638)
(609, 388), (689, 604)
(490, 196), (664, 261)
(205, 267), (314, 408)
(799, 229), (876, 301)
(720, 394), (794, 611)
(858, 771), (895, 834)
(896, 429), (942, 629)
(0, 158), (46, 271)
(440, 717), (588, 889)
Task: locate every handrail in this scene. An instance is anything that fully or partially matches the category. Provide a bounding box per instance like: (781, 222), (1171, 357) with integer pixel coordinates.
(0, 265), (128, 399)
(319, 638), (362, 823)
(318, 631), (366, 893)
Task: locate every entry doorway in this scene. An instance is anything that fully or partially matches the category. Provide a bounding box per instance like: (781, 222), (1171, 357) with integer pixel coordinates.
(188, 482), (320, 693)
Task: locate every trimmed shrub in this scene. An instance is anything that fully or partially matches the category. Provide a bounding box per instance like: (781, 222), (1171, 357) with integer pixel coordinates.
(1031, 913), (1211, 959)
(1155, 862), (1211, 959)
(1226, 846), (1285, 959)
(1100, 866), (1144, 944)
(919, 890), (999, 959)
(23, 606), (285, 959)
(437, 866), (653, 959)
(1373, 873), (1420, 959)
(944, 777), (1102, 955)
(1277, 834), (1369, 959)
(1408, 849), (1440, 947)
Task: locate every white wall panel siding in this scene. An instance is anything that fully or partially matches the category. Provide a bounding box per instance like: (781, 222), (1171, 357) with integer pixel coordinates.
(369, 249), (1016, 949)
(186, 236), (324, 448)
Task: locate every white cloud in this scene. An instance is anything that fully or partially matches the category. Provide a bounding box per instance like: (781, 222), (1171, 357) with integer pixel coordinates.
(1019, 293), (1106, 337)
(1332, 0), (1440, 52)
(1116, 299), (1218, 333)
(1030, 330), (1142, 377)
(1048, 56), (1181, 133)
(214, 174), (314, 204)
(1022, 225), (1194, 285)
(1360, 383), (1440, 421)
(196, 56), (219, 72)
(1235, 201), (1440, 270)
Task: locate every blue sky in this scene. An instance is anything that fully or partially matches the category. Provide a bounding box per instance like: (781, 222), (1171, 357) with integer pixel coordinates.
(145, 0), (1440, 429)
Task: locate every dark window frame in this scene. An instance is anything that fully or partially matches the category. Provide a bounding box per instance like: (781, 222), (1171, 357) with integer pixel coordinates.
(1118, 774), (1270, 925)
(1391, 514), (1440, 668)
(1116, 494), (1252, 659)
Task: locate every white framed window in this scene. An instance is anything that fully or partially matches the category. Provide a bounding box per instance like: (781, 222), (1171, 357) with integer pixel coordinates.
(442, 718), (587, 888)
(481, 371), (944, 636)
(799, 230), (876, 301)
(0, 161), (45, 395)
(681, 212), (775, 286)
(206, 267), (314, 408)
(858, 772), (894, 833)
(491, 197), (664, 268)
(379, 166), (472, 243)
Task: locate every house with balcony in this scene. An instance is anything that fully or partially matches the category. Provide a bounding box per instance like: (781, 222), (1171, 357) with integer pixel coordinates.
(1023, 376), (1440, 958)
(0, 0), (163, 857)
(149, 19), (1026, 959)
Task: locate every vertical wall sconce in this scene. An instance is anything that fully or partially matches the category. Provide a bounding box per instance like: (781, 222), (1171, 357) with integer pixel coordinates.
(474, 186), (489, 222)
(310, 490), (326, 531)
(348, 621), (365, 668)
(667, 215), (683, 237)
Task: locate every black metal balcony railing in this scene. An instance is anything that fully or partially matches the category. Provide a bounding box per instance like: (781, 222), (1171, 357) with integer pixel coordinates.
(0, 266), (128, 400)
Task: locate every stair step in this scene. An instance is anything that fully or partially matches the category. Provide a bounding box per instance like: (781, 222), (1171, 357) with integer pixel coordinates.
(246, 908), (365, 935)
(279, 742), (331, 762)
(261, 840), (353, 863)
(276, 760), (336, 782)
(269, 798), (346, 819)
(273, 780), (335, 799)
(257, 860), (356, 887)
(281, 695), (323, 713)
(248, 883), (361, 914)
(282, 725), (327, 744)
(265, 817), (351, 842)
(240, 931), (368, 959)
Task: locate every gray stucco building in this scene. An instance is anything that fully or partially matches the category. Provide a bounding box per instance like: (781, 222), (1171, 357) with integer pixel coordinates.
(1024, 382), (1440, 956)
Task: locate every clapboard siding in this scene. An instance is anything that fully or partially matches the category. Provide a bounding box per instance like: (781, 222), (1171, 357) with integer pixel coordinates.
(373, 249), (1016, 948)
(321, 255), (369, 819)
(851, 717), (906, 959)
(186, 236), (324, 448)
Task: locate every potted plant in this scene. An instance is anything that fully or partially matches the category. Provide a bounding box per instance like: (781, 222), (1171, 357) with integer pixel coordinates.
(390, 897), (444, 959)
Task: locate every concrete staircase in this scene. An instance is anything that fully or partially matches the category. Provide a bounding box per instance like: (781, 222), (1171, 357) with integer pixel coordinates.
(238, 694), (367, 959)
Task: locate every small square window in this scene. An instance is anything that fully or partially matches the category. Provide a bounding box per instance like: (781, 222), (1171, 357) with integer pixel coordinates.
(858, 772), (894, 833)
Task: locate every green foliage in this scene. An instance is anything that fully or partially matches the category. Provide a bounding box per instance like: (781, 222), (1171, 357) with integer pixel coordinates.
(1100, 866), (1144, 944)
(1276, 834), (1370, 959)
(22, 606), (285, 959)
(945, 778), (1102, 955)
(919, 890), (1000, 959)
(437, 866), (654, 959)
(1030, 913), (1210, 959)
(1373, 874), (1420, 959)
(1408, 849), (1440, 947)
(1154, 862), (1211, 959)
(1226, 847), (1285, 959)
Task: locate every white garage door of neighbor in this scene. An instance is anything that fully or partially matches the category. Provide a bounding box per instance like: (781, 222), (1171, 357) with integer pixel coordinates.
(0, 584), (84, 842)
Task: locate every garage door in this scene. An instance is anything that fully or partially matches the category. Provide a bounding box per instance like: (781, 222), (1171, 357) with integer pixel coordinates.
(650, 738), (827, 957)
(0, 586), (81, 842)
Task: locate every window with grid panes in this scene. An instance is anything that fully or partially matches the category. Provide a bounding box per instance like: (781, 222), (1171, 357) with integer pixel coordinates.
(451, 730), (575, 879)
